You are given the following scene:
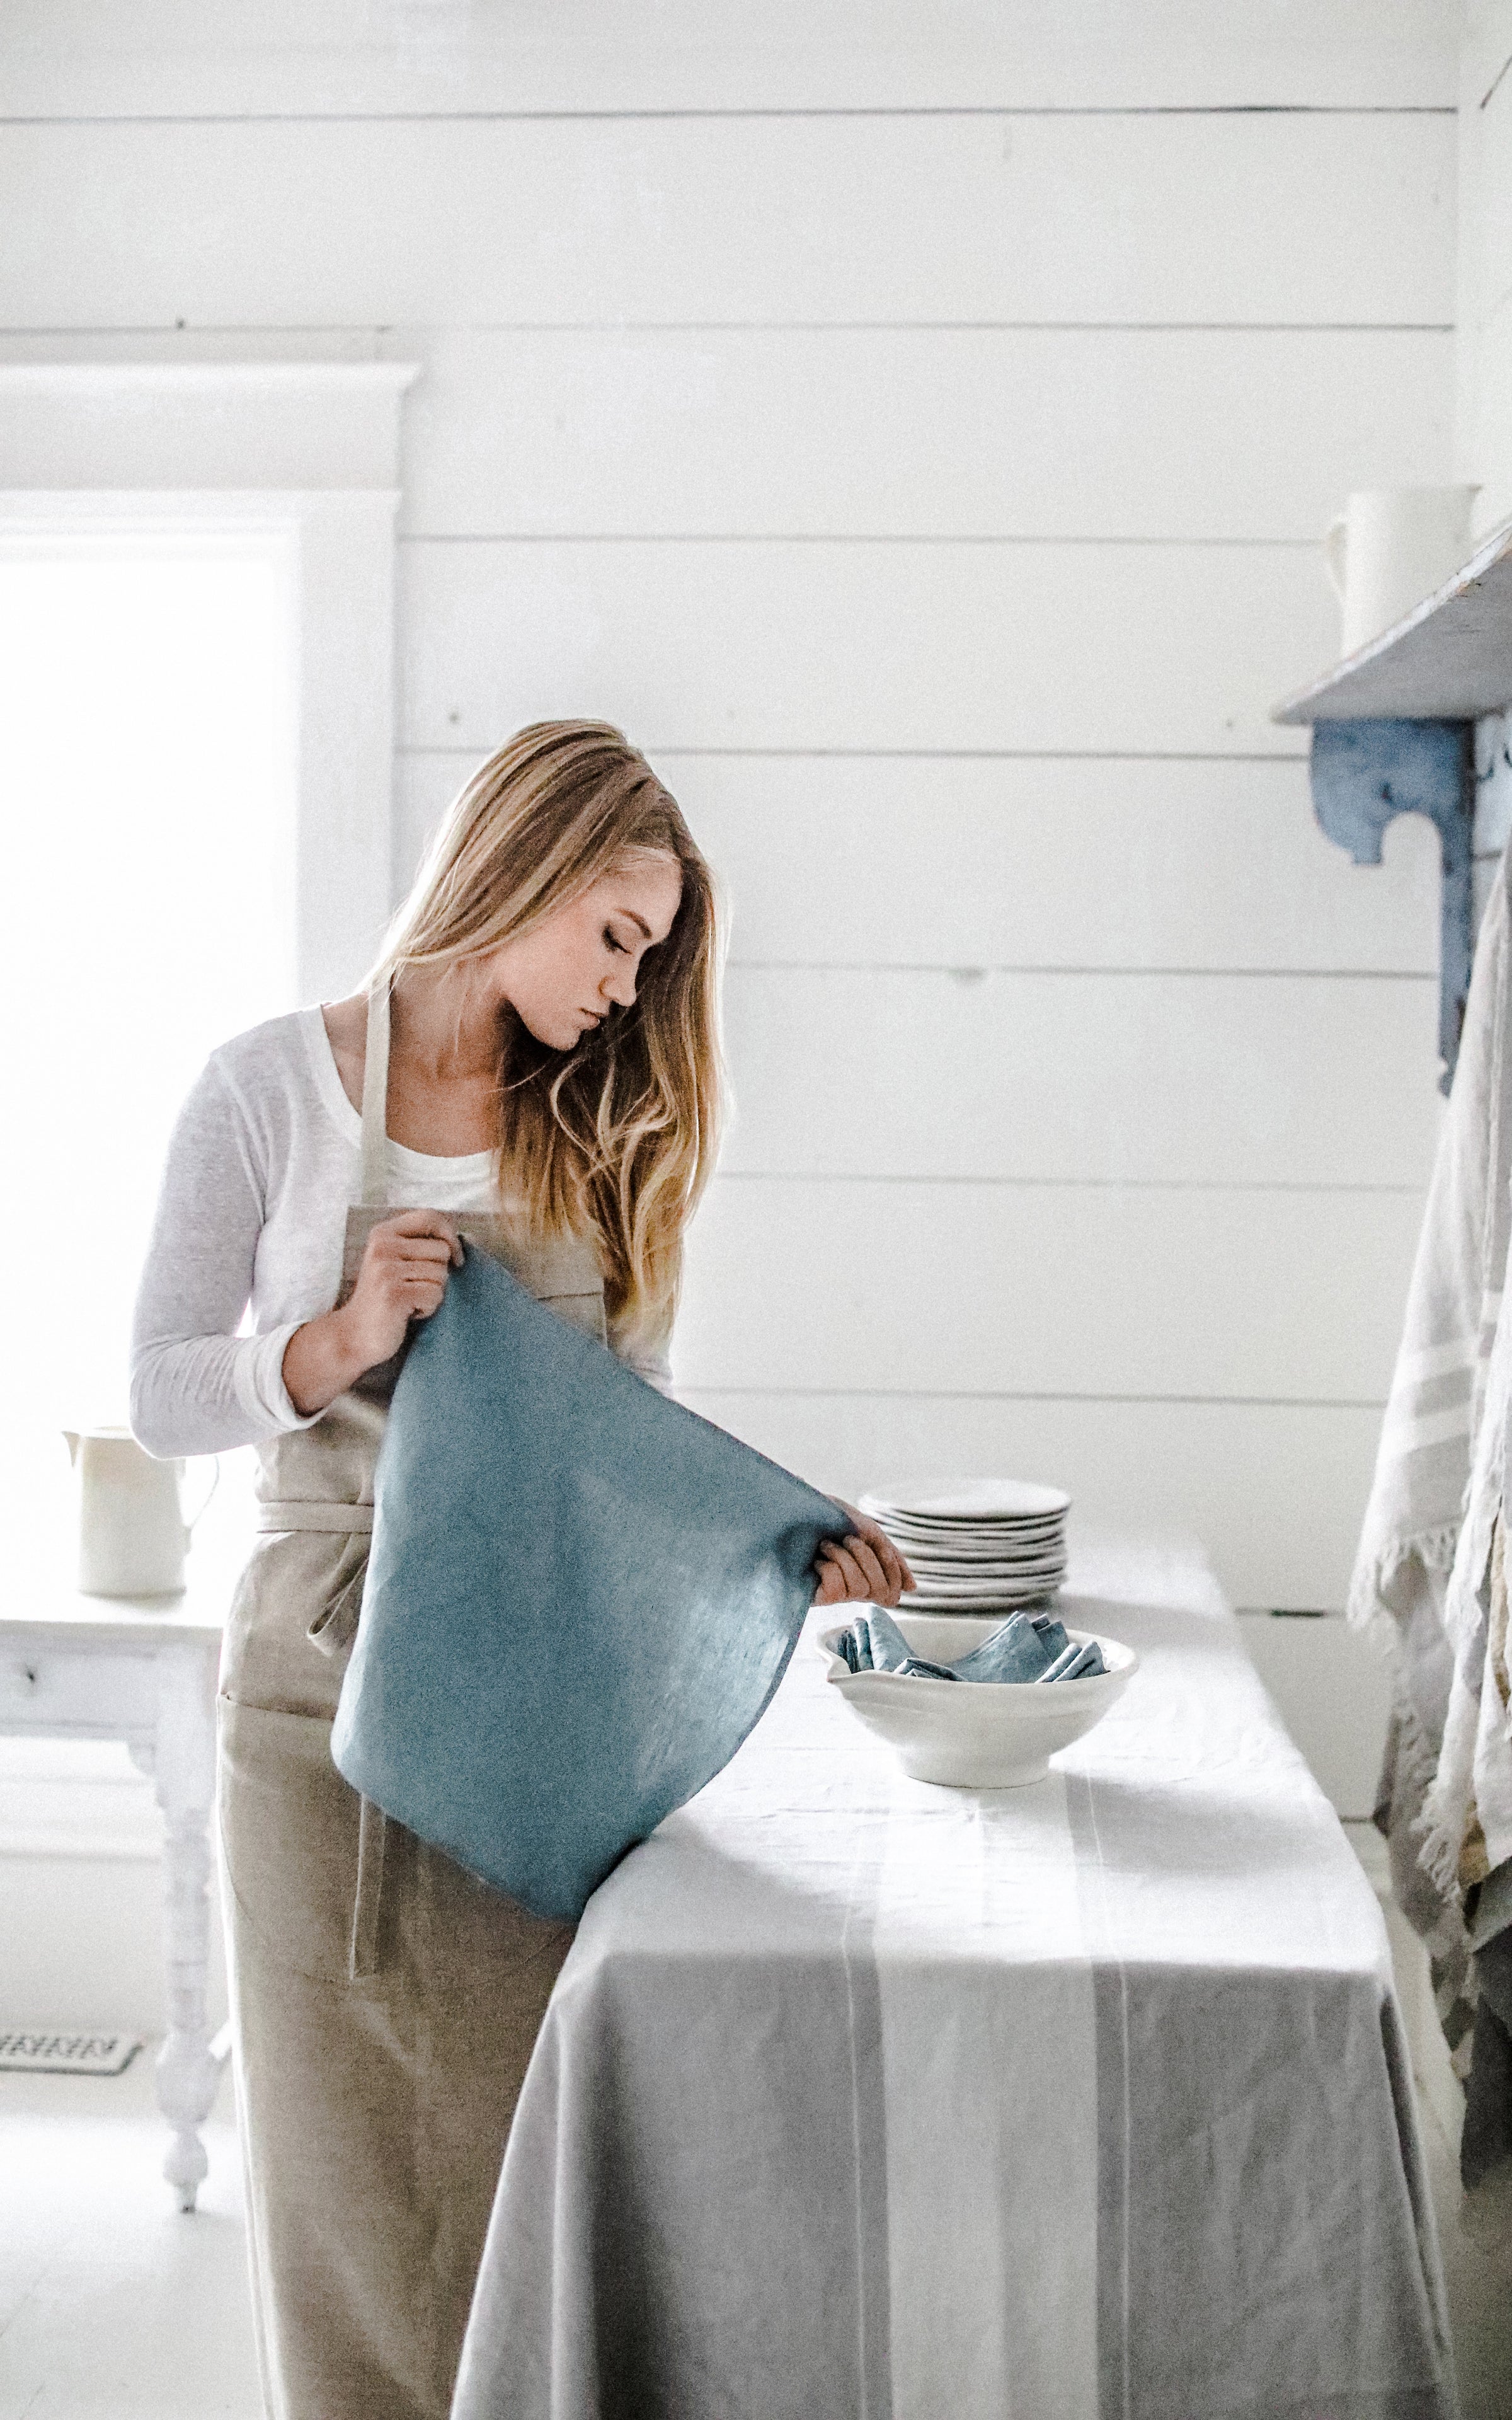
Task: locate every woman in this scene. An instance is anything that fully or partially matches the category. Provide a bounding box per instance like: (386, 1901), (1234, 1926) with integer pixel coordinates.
(130, 721), (910, 2420)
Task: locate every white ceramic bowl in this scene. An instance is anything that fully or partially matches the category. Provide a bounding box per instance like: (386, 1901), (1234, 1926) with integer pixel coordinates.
(817, 1612), (1137, 1788)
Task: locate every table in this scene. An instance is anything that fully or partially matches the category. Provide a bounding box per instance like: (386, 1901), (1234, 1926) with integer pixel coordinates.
(454, 1539), (1457, 2420)
(0, 1545), (233, 2211)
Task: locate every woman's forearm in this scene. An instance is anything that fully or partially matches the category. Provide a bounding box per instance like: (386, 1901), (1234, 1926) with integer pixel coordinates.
(130, 1057), (318, 1457)
(130, 1331), (300, 1458)
(282, 1307), (370, 1418)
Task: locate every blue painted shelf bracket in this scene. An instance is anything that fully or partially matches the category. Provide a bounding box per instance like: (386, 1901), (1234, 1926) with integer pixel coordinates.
(1309, 718), (1474, 1095)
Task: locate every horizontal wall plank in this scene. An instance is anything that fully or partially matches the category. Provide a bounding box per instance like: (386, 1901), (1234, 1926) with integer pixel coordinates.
(0, 115), (1455, 330)
(676, 1390), (1383, 1610)
(0, 327), (384, 366)
(396, 752), (1442, 973)
(1462, 0), (1512, 113)
(398, 541), (1336, 756)
(391, 326), (1455, 543)
(0, 0), (1457, 115)
(674, 1177), (1421, 1398)
(1462, 49), (1512, 538)
(1458, 18), (1512, 538)
(718, 969), (1440, 1189)
(1469, 38), (1512, 338)
(1462, 290), (1512, 541)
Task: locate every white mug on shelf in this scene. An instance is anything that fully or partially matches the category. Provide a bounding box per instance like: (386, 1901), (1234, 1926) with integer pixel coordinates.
(62, 1424), (217, 1598)
(1323, 485), (1480, 657)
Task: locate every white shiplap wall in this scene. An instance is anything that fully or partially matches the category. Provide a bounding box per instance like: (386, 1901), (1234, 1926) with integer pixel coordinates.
(0, 0), (1460, 1610)
(1459, 1), (1512, 539)
(1458, 18), (1512, 1194)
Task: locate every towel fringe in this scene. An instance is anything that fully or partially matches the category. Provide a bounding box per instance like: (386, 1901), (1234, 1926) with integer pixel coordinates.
(1392, 1677), (1446, 1806)
(1416, 1637), (1492, 1898)
(1413, 1800), (1470, 1901)
(1360, 1582), (1475, 1928)
(1346, 1524), (1462, 1642)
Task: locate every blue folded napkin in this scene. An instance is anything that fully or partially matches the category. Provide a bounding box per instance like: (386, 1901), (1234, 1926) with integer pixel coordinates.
(844, 1608), (958, 1678)
(835, 1606), (1106, 1685)
(1036, 1637), (1106, 1684)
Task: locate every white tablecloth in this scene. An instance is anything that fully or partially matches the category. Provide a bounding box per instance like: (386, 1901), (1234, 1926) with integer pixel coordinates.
(452, 1540), (1457, 2420)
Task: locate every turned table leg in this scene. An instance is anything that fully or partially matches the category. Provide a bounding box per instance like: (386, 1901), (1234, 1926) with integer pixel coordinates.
(143, 1643), (229, 2212)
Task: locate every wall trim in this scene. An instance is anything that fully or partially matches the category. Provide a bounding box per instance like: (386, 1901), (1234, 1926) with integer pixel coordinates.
(0, 359), (418, 493)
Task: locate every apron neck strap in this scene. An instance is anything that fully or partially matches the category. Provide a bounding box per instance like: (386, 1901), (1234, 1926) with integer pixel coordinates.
(360, 982), (391, 1208)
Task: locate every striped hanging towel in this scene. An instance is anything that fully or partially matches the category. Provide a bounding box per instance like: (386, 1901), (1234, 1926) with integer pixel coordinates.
(1349, 845), (1512, 1976)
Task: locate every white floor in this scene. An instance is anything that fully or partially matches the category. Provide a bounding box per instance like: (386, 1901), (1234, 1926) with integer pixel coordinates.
(1, 1837), (1508, 2419)
(0, 2051), (260, 2420)
(1417, 2094), (1512, 2420)
(1346, 1820), (1512, 2420)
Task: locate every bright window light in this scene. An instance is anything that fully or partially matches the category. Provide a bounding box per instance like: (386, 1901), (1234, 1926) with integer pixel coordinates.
(0, 531), (297, 1535)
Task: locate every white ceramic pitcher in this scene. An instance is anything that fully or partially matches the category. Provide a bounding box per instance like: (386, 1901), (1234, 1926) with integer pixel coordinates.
(62, 1426), (215, 1598)
(1324, 486), (1479, 656)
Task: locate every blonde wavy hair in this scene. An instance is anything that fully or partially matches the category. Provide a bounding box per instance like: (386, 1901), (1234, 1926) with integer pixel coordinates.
(369, 721), (723, 1352)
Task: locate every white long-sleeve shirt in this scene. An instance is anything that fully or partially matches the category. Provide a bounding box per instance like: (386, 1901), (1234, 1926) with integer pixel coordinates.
(129, 1006), (670, 1458)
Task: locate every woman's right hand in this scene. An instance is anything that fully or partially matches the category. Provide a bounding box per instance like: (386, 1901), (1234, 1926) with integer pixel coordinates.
(338, 1211), (465, 1369)
(283, 1212), (464, 1417)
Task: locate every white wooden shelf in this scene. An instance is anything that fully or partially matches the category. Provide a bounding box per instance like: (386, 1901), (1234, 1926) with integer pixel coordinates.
(1274, 517), (1512, 725)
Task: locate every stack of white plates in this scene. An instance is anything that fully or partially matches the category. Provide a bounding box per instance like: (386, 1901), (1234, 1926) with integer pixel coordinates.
(857, 1478), (1071, 1614)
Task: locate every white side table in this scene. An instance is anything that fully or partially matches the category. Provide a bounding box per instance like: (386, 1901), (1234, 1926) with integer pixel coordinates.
(0, 1548), (235, 2210)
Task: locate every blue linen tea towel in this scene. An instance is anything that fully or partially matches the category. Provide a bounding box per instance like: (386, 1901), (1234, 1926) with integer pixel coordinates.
(331, 1243), (850, 1922)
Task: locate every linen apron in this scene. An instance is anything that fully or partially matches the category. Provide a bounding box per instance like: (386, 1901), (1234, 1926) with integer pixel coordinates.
(217, 988), (605, 2420)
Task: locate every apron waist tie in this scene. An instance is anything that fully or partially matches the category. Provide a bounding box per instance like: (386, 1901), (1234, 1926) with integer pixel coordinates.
(255, 1502), (374, 1533)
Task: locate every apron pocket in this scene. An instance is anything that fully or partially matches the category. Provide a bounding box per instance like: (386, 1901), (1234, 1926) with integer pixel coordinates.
(307, 1539), (369, 1659)
(218, 1697), (367, 1985)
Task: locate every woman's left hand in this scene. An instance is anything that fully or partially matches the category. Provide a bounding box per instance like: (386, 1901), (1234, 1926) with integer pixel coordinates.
(812, 1504), (915, 1608)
